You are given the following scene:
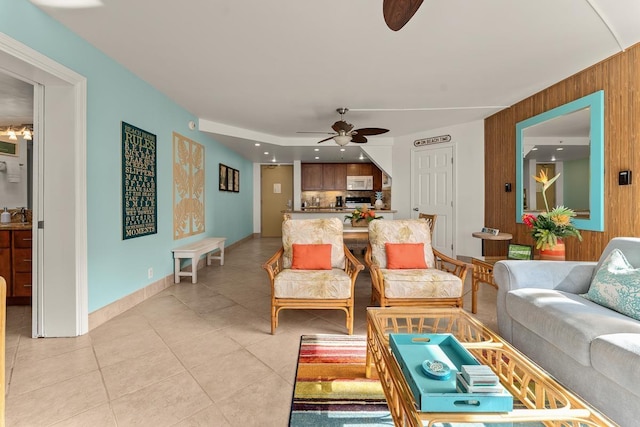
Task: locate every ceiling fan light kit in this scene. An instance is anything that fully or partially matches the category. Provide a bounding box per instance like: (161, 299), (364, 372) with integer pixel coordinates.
(302, 107), (390, 146)
(333, 135), (352, 146)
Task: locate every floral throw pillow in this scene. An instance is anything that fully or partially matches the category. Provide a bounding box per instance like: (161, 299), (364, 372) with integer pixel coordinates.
(582, 248), (640, 321)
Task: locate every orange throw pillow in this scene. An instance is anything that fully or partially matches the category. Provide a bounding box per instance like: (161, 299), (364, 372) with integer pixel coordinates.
(385, 243), (427, 269)
(291, 243), (333, 270)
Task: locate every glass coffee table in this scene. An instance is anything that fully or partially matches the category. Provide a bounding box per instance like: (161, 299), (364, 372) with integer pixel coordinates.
(366, 307), (616, 427)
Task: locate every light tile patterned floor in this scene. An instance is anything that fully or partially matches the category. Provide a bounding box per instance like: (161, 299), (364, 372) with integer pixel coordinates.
(4, 237), (498, 426)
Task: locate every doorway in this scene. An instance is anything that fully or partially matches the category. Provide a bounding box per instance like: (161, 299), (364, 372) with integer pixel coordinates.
(1, 34), (88, 336)
(411, 145), (455, 256)
(260, 165), (293, 237)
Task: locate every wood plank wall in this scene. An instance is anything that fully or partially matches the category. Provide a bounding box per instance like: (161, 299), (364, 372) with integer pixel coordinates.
(484, 43), (640, 260)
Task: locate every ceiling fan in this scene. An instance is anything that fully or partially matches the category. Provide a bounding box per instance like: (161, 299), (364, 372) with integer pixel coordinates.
(383, 0), (424, 31)
(299, 108), (389, 146)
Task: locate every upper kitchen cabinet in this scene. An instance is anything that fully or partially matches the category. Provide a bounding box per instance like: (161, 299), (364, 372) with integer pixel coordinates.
(322, 164), (347, 190)
(301, 163), (323, 190)
(301, 162), (382, 191)
(346, 163), (372, 176)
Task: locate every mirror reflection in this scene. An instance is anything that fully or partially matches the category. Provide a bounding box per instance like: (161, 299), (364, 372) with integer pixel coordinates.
(516, 90), (604, 232)
(0, 72), (33, 212)
(522, 107), (591, 218)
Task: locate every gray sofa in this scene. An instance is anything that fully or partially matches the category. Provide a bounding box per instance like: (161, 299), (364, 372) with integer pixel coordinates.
(494, 237), (640, 427)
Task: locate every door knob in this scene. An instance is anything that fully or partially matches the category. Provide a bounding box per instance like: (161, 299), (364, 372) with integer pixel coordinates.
(413, 207), (419, 211)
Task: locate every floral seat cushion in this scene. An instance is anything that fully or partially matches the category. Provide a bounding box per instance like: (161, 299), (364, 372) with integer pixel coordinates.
(380, 268), (463, 298)
(274, 269), (352, 299)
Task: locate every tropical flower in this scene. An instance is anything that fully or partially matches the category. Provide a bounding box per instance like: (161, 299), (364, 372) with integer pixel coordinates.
(523, 170), (582, 249)
(344, 206), (383, 222)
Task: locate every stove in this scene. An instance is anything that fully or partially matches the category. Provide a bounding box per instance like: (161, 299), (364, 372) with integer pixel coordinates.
(345, 196), (373, 209)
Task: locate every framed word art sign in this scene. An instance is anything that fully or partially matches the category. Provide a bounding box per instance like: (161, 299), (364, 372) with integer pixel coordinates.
(121, 122), (157, 240)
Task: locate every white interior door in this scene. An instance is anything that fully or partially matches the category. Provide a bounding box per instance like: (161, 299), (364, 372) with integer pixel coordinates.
(411, 145), (454, 256)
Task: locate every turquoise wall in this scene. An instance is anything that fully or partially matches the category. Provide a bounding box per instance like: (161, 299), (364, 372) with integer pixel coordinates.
(563, 158), (590, 211)
(1, 1), (254, 312)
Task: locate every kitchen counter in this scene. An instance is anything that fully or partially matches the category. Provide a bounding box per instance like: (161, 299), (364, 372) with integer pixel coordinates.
(0, 222), (33, 230)
(286, 208), (397, 213)
(283, 209), (396, 221)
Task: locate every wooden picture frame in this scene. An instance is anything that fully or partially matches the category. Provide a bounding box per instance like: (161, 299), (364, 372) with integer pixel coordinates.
(219, 164), (227, 190)
(219, 163), (239, 192)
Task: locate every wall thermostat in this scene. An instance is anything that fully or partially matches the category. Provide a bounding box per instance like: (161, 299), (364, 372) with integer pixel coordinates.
(619, 170), (632, 185)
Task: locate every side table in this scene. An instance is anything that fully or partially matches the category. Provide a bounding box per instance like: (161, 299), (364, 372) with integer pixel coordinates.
(472, 231), (512, 256)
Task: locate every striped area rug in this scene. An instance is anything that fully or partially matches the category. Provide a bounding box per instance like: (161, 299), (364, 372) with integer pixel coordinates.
(289, 334), (393, 426)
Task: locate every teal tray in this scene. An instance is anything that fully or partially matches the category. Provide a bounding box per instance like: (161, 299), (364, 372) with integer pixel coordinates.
(389, 333), (513, 413)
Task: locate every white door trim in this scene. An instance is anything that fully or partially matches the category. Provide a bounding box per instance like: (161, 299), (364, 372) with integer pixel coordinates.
(0, 33), (88, 336)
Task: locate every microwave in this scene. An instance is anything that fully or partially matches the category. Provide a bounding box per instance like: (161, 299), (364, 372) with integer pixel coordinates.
(347, 175), (373, 190)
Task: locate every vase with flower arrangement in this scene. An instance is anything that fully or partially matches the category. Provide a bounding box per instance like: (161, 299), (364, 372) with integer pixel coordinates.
(344, 206), (383, 227)
(521, 169), (582, 260)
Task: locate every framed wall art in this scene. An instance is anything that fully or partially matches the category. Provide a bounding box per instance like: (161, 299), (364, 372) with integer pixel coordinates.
(173, 132), (205, 240)
(219, 163), (239, 192)
(219, 164), (227, 190)
(122, 122), (157, 240)
(233, 168), (240, 192)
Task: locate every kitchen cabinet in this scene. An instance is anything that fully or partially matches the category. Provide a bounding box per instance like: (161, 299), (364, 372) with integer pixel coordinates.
(13, 230), (32, 298)
(0, 229), (32, 304)
(301, 163), (323, 190)
(346, 163), (373, 176)
(0, 231), (11, 295)
(302, 162), (382, 191)
(322, 164), (347, 190)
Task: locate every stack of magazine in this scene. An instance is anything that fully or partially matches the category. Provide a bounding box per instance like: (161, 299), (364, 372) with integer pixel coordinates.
(456, 365), (503, 393)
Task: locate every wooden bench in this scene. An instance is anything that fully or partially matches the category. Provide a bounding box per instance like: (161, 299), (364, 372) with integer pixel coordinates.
(172, 237), (226, 283)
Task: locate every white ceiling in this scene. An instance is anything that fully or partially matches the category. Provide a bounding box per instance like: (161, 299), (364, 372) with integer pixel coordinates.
(3, 0), (640, 163)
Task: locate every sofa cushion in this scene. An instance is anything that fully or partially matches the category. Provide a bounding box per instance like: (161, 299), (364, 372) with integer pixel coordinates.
(582, 248), (640, 321)
(274, 269), (352, 299)
(506, 288), (640, 366)
(591, 333), (640, 395)
(381, 268), (462, 298)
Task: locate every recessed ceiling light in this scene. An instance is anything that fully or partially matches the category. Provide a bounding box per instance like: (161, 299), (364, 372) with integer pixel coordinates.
(255, 143), (261, 147)
(314, 148), (319, 152)
(264, 151), (269, 155)
(556, 147), (564, 151)
(272, 157), (277, 162)
(315, 156), (319, 160)
(340, 148), (346, 152)
(531, 147), (538, 151)
(551, 156), (556, 161)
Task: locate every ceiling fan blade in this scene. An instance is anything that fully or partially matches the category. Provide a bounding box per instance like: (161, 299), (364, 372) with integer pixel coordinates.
(351, 134), (368, 143)
(317, 136), (335, 144)
(354, 127), (389, 136)
(332, 120), (354, 133)
(383, 0), (424, 31)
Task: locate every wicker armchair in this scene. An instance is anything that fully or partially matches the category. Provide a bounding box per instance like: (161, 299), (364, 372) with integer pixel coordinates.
(418, 213), (437, 237)
(364, 219), (470, 308)
(262, 217), (364, 335)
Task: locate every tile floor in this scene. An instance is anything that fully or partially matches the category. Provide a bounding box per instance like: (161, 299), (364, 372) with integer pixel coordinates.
(4, 237), (498, 427)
